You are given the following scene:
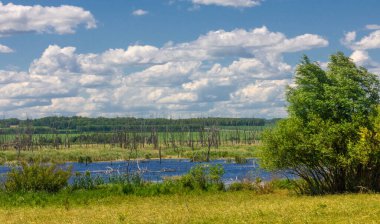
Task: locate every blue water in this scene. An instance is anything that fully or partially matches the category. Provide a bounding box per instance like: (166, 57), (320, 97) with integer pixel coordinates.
(0, 159), (289, 184)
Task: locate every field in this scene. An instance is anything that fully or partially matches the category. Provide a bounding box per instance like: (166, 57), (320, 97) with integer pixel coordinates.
(1, 190), (379, 223)
(1, 117), (378, 224)
(0, 124), (263, 163)
(0, 144), (258, 164)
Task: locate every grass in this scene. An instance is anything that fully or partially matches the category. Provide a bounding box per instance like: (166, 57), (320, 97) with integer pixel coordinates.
(0, 144), (257, 163)
(0, 190), (379, 223)
(0, 126), (265, 141)
(0, 145), (130, 164)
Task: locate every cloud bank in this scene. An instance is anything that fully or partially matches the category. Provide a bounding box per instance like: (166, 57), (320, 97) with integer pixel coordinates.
(0, 27), (328, 118)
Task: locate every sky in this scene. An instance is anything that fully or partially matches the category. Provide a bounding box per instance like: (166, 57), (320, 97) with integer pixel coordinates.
(0, 0), (380, 119)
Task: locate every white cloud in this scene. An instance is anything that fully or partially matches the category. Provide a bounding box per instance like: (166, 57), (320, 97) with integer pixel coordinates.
(349, 50), (380, 74)
(343, 29), (380, 75)
(350, 50), (370, 65)
(0, 27), (328, 118)
(0, 44), (13, 53)
(343, 30), (380, 50)
(342, 31), (356, 46)
(366, 24), (380, 30)
(29, 45), (80, 75)
(102, 45), (159, 65)
(192, 0), (261, 8)
(230, 80), (289, 104)
(269, 34), (328, 53)
(0, 2), (96, 35)
(123, 61), (201, 87)
(132, 9), (148, 16)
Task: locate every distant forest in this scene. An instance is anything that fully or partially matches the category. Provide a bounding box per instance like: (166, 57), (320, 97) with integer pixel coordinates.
(0, 117), (280, 134)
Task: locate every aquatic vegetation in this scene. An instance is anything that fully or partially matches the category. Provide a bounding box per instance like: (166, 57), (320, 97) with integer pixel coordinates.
(4, 161), (71, 193)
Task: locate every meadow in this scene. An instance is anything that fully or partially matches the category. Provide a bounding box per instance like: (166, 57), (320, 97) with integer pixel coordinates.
(1, 117), (379, 224)
(0, 120), (263, 163)
(1, 190), (379, 223)
(0, 144), (258, 164)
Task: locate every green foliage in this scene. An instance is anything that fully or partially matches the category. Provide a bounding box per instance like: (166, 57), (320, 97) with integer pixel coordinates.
(262, 52), (380, 194)
(78, 156), (92, 164)
(234, 155), (248, 164)
(188, 151), (208, 162)
(228, 178), (274, 194)
(4, 162), (71, 193)
(180, 164), (225, 191)
(144, 153), (152, 160)
(71, 171), (104, 190)
(270, 179), (297, 190)
(0, 117), (272, 134)
(120, 164), (225, 196)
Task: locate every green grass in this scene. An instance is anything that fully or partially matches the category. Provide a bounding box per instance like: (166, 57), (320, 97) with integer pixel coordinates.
(0, 127), (264, 147)
(0, 144), (258, 163)
(0, 190), (379, 223)
(0, 145), (131, 164)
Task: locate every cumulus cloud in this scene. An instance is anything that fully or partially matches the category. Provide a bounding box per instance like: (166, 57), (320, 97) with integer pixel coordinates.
(0, 44), (13, 53)
(350, 50), (370, 65)
(132, 9), (148, 16)
(29, 45), (80, 75)
(102, 45), (159, 65)
(343, 30), (380, 50)
(192, 0), (261, 8)
(0, 2), (96, 36)
(0, 27), (328, 118)
(343, 29), (380, 74)
(97, 27), (327, 64)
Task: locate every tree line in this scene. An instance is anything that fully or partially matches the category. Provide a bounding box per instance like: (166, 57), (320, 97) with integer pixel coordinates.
(0, 117), (278, 134)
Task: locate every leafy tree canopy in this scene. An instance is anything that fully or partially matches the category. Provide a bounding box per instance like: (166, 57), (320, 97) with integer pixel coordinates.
(262, 52), (380, 194)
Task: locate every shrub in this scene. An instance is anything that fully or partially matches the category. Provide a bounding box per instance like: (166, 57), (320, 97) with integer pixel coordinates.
(121, 174), (145, 195)
(180, 164), (224, 191)
(188, 152), (208, 162)
(234, 156), (247, 164)
(271, 178), (296, 190)
(144, 153), (152, 160)
(120, 164), (225, 196)
(71, 171), (104, 190)
(4, 161), (71, 193)
(228, 178), (274, 194)
(78, 156), (92, 165)
(262, 53), (380, 194)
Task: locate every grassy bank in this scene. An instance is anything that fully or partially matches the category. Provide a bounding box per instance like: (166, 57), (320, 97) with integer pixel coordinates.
(0, 144), (257, 163)
(0, 190), (379, 223)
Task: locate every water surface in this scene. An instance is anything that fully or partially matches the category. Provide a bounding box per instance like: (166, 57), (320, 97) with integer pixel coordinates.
(0, 159), (288, 184)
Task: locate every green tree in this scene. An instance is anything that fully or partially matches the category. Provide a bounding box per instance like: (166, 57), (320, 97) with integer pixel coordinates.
(261, 52), (380, 194)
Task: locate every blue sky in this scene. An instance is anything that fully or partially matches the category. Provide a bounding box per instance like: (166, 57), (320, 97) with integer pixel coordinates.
(0, 0), (380, 118)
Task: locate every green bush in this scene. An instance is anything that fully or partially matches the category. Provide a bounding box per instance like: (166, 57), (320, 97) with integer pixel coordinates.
(71, 171), (104, 190)
(187, 152), (208, 162)
(262, 53), (380, 194)
(144, 153), (152, 160)
(271, 179), (296, 190)
(228, 178), (274, 194)
(228, 181), (255, 191)
(78, 156), (92, 165)
(120, 164), (225, 196)
(121, 174), (144, 194)
(4, 161), (71, 193)
(180, 164), (224, 191)
(234, 156), (247, 164)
